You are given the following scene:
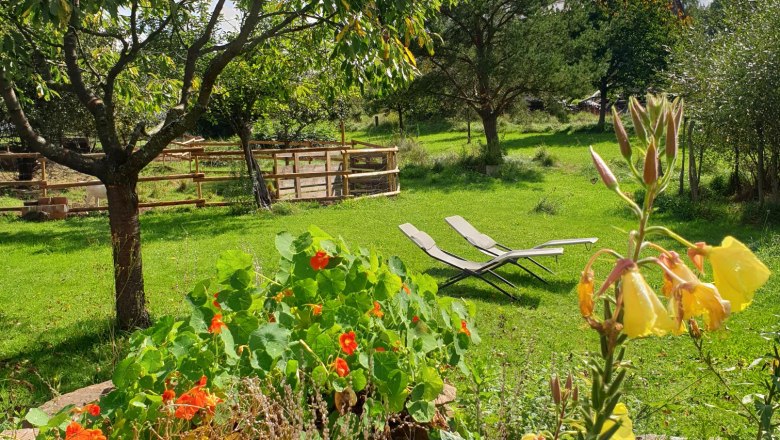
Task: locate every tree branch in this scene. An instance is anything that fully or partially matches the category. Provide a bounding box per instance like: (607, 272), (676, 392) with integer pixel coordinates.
(0, 69), (101, 176)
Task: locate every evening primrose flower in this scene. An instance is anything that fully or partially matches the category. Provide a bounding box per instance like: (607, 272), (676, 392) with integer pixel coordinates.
(600, 403), (636, 440)
(578, 270), (595, 317)
(621, 267), (677, 338)
(706, 237), (770, 312)
(660, 252), (730, 331)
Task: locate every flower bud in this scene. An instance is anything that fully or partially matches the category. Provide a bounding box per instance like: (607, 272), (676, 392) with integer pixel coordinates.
(629, 98), (648, 145)
(590, 147), (618, 190)
(643, 141), (658, 185)
(665, 108), (677, 160)
(550, 375), (561, 405)
(612, 107), (631, 160)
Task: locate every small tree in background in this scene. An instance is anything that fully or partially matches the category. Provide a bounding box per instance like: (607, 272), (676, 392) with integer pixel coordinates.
(0, 0), (447, 330)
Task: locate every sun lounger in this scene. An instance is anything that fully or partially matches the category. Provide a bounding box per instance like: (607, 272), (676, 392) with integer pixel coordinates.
(399, 223), (564, 300)
(444, 215), (598, 283)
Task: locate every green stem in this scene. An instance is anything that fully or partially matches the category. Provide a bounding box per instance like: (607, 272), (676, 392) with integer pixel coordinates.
(644, 226), (698, 249)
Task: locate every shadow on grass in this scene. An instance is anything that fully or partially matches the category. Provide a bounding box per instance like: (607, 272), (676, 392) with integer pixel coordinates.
(0, 208), (278, 255)
(503, 131), (615, 152)
(0, 319), (130, 422)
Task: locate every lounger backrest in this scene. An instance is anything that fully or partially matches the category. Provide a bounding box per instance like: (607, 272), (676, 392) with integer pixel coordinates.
(398, 223), (436, 251)
(445, 215), (497, 249)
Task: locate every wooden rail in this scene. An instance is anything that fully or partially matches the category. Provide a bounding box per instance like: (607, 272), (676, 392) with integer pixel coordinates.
(0, 140), (399, 214)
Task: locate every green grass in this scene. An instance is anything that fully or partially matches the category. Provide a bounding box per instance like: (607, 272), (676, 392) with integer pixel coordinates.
(1, 124), (779, 438)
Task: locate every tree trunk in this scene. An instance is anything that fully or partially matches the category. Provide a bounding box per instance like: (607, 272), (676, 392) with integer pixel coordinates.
(467, 117), (472, 144)
(732, 145), (741, 193)
(106, 181), (151, 330)
(597, 79), (608, 132)
(397, 105), (405, 136)
(480, 111), (502, 166)
(238, 124), (272, 209)
(678, 118), (686, 196)
(771, 149), (779, 202)
(688, 120), (699, 202)
(756, 123), (766, 204)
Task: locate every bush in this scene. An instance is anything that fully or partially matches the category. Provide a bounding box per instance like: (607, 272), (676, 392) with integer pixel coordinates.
(27, 228), (478, 439)
(532, 148), (557, 167)
(394, 136), (431, 168)
(531, 196), (560, 216)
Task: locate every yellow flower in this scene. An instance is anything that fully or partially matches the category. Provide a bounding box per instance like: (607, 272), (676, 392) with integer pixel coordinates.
(578, 270), (595, 317)
(707, 236), (770, 312)
(600, 403), (636, 440)
(521, 434), (545, 440)
(621, 267), (677, 338)
(661, 253), (730, 331)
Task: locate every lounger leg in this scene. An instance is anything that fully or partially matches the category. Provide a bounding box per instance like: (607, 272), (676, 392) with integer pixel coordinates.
(440, 272), (468, 289)
(475, 274), (518, 301)
(511, 261), (549, 285)
(487, 270), (517, 288)
(526, 257), (555, 274)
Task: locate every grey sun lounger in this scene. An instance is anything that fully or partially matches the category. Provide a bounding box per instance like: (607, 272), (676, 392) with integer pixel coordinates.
(444, 215), (598, 284)
(399, 223), (564, 300)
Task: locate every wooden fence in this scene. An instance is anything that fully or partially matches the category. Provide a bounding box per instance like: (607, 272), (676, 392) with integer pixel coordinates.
(0, 139), (399, 214)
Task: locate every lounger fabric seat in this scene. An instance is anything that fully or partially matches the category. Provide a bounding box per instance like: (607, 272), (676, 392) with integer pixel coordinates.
(399, 223), (563, 300)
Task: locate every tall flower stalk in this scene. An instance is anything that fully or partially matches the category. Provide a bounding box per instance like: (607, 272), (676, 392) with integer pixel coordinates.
(577, 94), (771, 439)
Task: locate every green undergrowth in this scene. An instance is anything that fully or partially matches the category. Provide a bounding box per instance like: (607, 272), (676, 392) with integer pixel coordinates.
(0, 127), (778, 438)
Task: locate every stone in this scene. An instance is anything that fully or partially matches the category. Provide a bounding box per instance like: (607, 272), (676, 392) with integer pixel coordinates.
(39, 380), (114, 415)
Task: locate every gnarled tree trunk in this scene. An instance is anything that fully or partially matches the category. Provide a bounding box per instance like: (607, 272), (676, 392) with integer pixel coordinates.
(479, 110), (502, 166)
(238, 123), (272, 209)
(105, 180), (151, 330)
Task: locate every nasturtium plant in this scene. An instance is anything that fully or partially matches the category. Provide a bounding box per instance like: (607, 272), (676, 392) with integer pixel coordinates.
(28, 226), (478, 438)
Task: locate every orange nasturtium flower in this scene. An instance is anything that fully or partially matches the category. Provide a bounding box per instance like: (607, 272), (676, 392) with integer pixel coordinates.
(65, 421), (107, 440)
(339, 331), (358, 355)
(369, 301), (383, 318)
(333, 357), (349, 377)
(162, 389), (176, 403)
(173, 376), (221, 420)
(309, 304), (323, 315)
(578, 270), (595, 317)
(412, 316), (420, 324)
(703, 236), (770, 312)
(83, 403), (100, 417)
(660, 252), (730, 331)
(460, 320), (471, 337)
(375, 346), (386, 352)
(621, 266), (677, 338)
(310, 250), (330, 270)
(209, 314), (226, 334)
(402, 283), (411, 294)
(212, 292), (221, 309)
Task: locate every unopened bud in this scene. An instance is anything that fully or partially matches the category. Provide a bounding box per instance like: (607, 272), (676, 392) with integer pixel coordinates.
(612, 107), (631, 160)
(665, 108), (677, 160)
(572, 385), (579, 402)
(674, 100), (685, 133)
(590, 147), (618, 190)
(629, 98), (648, 145)
(565, 373), (573, 391)
(550, 375), (561, 405)
(652, 108), (666, 143)
(643, 141), (658, 185)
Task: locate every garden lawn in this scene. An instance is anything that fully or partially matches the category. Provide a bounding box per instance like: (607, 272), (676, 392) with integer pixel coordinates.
(1, 128), (778, 438)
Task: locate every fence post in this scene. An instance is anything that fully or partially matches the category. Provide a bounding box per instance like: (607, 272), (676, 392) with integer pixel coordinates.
(293, 151), (301, 199)
(342, 150), (350, 197)
(195, 155), (203, 203)
(325, 151), (332, 196)
(273, 152), (280, 199)
(40, 158), (47, 197)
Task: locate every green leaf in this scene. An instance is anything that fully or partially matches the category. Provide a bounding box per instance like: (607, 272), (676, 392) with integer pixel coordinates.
(113, 358), (142, 389)
(312, 365), (329, 386)
(351, 368), (368, 391)
(24, 408), (49, 427)
(227, 311), (260, 346)
(216, 251), (253, 284)
(375, 270), (403, 300)
(406, 400), (436, 423)
(249, 324), (291, 359)
(220, 327), (240, 362)
(226, 289), (253, 311)
(317, 268), (347, 296)
(419, 366), (444, 401)
(388, 256), (407, 277)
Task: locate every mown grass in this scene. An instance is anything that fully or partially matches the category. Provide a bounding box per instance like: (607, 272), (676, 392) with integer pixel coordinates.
(0, 123), (778, 438)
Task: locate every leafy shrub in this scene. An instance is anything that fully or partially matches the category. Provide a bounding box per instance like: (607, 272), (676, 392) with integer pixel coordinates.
(27, 228), (478, 438)
(531, 197), (560, 216)
(395, 136), (431, 168)
(532, 148), (557, 167)
(497, 157), (544, 183)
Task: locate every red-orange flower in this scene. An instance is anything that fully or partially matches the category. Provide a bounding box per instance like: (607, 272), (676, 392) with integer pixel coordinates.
(309, 304), (323, 315)
(369, 301), (383, 318)
(173, 377), (220, 420)
(339, 331), (358, 355)
(402, 283), (411, 295)
(209, 314), (226, 334)
(412, 316), (419, 324)
(65, 422), (106, 440)
(375, 346), (386, 352)
(213, 292), (221, 309)
(283, 289), (293, 297)
(332, 357), (349, 377)
(460, 320), (471, 337)
(84, 403), (100, 417)
(162, 389), (176, 403)
(310, 250), (330, 270)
